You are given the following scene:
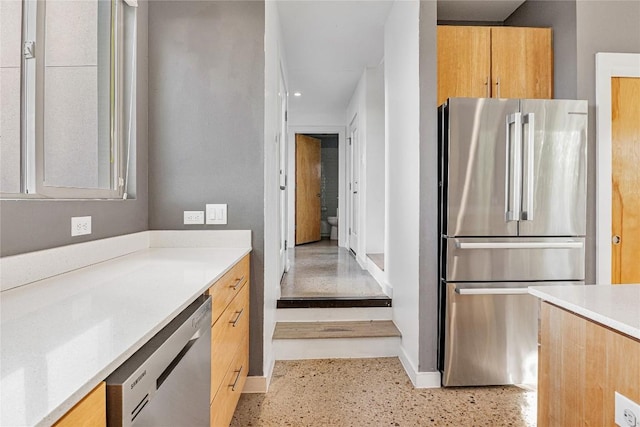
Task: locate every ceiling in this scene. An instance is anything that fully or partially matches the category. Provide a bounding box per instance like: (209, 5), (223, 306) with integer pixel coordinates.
(277, 0), (526, 121)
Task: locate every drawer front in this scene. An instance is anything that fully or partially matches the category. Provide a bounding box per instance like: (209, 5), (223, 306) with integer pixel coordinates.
(211, 283), (249, 402)
(208, 254), (250, 325)
(54, 382), (106, 427)
(210, 337), (249, 427)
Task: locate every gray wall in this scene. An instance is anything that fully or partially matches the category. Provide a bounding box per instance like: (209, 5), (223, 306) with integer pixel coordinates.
(505, 0), (578, 100)
(0, 2), (149, 257)
(575, 0), (640, 284)
(418, 0), (439, 373)
(147, 1), (265, 376)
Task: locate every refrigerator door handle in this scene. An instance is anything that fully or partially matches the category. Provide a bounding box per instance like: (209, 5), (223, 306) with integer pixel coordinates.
(456, 241), (584, 250)
(505, 113), (522, 222)
(455, 287), (530, 295)
(521, 113), (535, 221)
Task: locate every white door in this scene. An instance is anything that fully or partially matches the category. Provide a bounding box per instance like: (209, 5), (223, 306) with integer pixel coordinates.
(349, 123), (360, 255)
(278, 68), (289, 278)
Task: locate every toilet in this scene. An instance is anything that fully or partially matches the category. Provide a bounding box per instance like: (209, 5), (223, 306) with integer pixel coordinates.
(327, 216), (338, 240)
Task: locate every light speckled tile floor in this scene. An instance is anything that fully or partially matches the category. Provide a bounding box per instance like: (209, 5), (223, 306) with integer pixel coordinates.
(232, 358), (536, 427)
(281, 240), (386, 298)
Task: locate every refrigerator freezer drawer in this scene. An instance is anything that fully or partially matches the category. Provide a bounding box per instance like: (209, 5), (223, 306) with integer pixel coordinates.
(444, 237), (585, 282)
(441, 281), (583, 387)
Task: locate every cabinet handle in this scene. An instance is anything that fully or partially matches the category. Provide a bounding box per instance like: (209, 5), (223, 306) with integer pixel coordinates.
(229, 366), (243, 391)
(231, 275), (245, 290)
(230, 308), (244, 327)
(485, 76), (490, 98)
(496, 77), (501, 98)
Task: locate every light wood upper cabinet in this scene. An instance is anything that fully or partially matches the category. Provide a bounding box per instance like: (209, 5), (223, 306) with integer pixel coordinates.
(437, 25), (553, 106)
(437, 26), (491, 106)
(491, 27), (553, 99)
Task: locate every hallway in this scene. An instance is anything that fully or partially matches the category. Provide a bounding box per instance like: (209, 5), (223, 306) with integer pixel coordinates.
(280, 240), (386, 299)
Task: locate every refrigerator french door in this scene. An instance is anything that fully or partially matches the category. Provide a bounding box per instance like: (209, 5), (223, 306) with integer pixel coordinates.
(438, 98), (587, 387)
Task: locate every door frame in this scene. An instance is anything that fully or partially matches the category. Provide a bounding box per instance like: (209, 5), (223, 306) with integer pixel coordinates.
(287, 126), (346, 248)
(595, 52), (640, 284)
(347, 114), (360, 255)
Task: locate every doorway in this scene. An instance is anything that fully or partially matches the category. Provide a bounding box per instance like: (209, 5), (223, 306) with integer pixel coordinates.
(295, 133), (339, 246)
(595, 53), (640, 284)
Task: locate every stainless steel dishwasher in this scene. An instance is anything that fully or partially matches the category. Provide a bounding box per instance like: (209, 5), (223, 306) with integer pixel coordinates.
(106, 295), (211, 427)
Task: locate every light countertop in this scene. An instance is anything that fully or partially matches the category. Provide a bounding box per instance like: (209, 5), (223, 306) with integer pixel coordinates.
(1, 246), (250, 427)
(529, 284), (640, 340)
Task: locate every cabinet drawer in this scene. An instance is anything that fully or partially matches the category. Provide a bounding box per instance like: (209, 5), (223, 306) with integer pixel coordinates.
(210, 337), (249, 427)
(54, 382), (106, 427)
(211, 283), (249, 401)
(207, 254), (250, 324)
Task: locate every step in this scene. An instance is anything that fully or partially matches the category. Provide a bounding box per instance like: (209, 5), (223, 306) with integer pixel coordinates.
(276, 306), (392, 322)
(272, 320), (401, 360)
(276, 296), (392, 309)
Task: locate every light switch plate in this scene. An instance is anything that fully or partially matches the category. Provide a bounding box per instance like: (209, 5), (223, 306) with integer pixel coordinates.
(206, 204), (227, 225)
(184, 211), (205, 225)
(616, 391), (640, 427)
(71, 216), (92, 236)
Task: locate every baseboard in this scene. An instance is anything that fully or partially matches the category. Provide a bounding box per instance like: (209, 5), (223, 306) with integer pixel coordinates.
(398, 346), (441, 388)
(243, 376), (269, 393)
(366, 257), (392, 298)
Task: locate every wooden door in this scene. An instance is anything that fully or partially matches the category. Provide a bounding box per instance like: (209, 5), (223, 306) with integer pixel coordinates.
(437, 26), (491, 106)
(295, 134), (321, 245)
(611, 77), (640, 284)
(491, 27), (553, 99)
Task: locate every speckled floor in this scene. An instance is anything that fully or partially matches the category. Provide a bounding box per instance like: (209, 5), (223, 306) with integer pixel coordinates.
(281, 240), (386, 298)
(232, 358), (537, 427)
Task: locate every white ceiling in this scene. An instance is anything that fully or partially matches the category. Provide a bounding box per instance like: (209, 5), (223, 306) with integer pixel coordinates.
(277, 1), (394, 120)
(277, 0), (526, 121)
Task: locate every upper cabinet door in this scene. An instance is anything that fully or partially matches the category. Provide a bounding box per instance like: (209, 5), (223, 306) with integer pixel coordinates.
(491, 27), (553, 99)
(437, 26), (491, 107)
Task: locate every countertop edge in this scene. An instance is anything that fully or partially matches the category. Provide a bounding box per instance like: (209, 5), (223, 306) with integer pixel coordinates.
(528, 286), (640, 341)
(30, 247), (252, 427)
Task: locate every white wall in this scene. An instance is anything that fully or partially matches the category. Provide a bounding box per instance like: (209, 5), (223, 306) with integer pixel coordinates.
(384, 0), (420, 377)
(365, 64), (385, 255)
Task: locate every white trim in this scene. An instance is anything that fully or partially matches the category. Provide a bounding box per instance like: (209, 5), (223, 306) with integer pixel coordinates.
(595, 53), (640, 285)
(398, 346), (441, 388)
(366, 256), (392, 298)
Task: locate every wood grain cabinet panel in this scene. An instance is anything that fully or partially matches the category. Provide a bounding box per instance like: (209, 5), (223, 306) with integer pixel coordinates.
(437, 26), (491, 107)
(437, 25), (553, 105)
(538, 302), (640, 426)
(208, 254), (250, 427)
(491, 27), (553, 99)
(53, 382), (106, 427)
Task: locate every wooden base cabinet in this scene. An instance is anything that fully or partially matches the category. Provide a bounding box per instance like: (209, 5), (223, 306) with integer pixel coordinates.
(53, 382), (106, 427)
(437, 25), (553, 106)
(538, 302), (640, 426)
(207, 254), (250, 427)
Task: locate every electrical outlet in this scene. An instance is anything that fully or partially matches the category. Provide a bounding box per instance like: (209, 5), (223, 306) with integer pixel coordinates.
(71, 216), (92, 237)
(616, 391), (640, 427)
(206, 204), (227, 225)
(183, 211), (205, 225)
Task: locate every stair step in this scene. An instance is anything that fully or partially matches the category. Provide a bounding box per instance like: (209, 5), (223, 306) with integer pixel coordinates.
(276, 307), (392, 322)
(277, 296), (391, 309)
(273, 320), (401, 340)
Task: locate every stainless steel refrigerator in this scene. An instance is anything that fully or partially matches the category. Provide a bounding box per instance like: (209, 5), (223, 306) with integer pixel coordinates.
(437, 98), (587, 387)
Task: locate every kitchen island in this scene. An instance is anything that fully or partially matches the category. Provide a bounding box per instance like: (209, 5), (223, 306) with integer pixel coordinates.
(0, 231), (251, 427)
(529, 284), (640, 426)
